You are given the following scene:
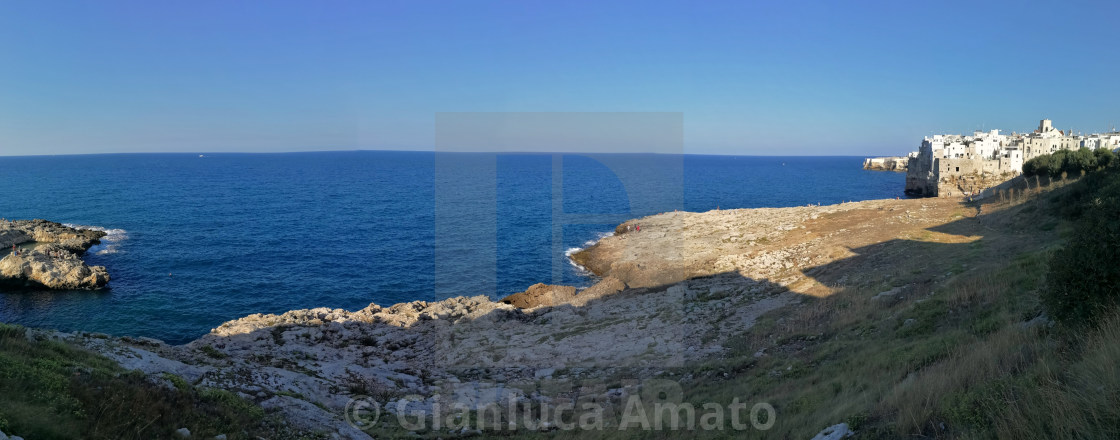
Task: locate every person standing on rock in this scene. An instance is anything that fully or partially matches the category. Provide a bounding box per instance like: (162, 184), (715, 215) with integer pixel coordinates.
(636, 225), (641, 232)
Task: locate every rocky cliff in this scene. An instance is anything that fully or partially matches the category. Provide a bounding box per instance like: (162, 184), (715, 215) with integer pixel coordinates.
(905, 147), (940, 196)
(0, 220), (109, 289)
(905, 152), (1018, 198)
(863, 156), (909, 172)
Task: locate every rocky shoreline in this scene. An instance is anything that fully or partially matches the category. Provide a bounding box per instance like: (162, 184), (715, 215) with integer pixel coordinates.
(0, 220), (109, 290)
(3, 196), (978, 438)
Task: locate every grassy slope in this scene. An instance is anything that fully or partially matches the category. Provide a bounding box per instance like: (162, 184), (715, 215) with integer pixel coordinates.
(0, 324), (289, 440)
(694, 178), (1117, 439)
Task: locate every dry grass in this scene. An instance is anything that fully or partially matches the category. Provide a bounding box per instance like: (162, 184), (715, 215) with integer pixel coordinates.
(985, 312), (1120, 440)
(882, 324), (1044, 435)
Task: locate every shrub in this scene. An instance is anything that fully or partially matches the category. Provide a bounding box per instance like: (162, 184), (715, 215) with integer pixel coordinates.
(1042, 168), (1120, 325)
(199, 344), (227, 359)
(1094, 148), (1115, 168)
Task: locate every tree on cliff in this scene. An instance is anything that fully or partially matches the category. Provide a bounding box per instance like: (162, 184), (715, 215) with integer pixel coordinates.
(1023, 148), (1115, 178)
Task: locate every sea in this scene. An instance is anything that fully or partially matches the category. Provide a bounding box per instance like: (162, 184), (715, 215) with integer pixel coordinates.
(0, 151), (904, 344)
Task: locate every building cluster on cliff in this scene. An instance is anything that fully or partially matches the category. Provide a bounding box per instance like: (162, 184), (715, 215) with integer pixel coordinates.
(905, 119), (1120, 197)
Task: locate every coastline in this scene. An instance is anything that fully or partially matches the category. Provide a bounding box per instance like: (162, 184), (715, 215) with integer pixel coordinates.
(563, 230), (613, 281)
(7, 195), (988, 438)
(0, 153), (908, 344)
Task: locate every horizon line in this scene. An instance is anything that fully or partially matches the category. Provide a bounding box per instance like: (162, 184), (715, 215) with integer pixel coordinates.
(0, 149), (891, 159)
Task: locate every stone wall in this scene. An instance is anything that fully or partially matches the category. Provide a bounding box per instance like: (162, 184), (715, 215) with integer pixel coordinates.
(939, 157), (981, 176)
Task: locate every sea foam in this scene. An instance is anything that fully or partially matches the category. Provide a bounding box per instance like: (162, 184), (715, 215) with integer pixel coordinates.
(564, 231), (614, 274)
(64, 224), (128, 255)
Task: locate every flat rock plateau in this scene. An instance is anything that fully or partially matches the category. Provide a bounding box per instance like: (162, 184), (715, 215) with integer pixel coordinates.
(24, 197), (980, 438)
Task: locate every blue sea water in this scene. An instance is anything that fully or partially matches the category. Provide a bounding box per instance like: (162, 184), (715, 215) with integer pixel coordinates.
(0, 151), (903, 344)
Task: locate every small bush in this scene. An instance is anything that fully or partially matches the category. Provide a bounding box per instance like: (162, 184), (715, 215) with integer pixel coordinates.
(1042, 168), (1120, 326)
(163, 372), (190, 392)
(199, 344), (227, 359)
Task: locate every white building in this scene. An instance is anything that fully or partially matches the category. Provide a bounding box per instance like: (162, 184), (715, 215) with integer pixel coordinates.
(1085, 133), (1120, 150)
(905, 119), (1114, 197)
(1023, 119), (1073, 159)
(969, 129), (1002, 160)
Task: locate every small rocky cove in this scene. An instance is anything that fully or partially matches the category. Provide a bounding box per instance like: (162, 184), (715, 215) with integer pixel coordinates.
(0, 220), (109, 290)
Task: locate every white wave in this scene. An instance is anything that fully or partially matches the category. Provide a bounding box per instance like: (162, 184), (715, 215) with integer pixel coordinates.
(64, 224), (128, 255)
(584, 230), (615, 246)
(564, 231), (615, 274)
(565, 247), (592, 274)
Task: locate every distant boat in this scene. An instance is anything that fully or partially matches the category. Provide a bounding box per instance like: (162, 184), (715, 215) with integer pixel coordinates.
(199, 154), (205, 158)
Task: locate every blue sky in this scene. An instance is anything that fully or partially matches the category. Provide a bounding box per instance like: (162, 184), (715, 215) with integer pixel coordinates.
(1, 0), (1117, 156)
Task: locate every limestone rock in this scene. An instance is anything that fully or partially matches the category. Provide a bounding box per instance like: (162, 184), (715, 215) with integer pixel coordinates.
(570, 206), (835, 287)
(811, 423), (853, 440)
(571, 276), (626, 305)
(871, 285), (905, 302)
(863, 156), (909, 172)
(0, 219), (106, 251)
(0, 220), (109, 290)
(500, 283), (576, 309)
(0, 228), (31, 250)
(0, 244), (110, 289)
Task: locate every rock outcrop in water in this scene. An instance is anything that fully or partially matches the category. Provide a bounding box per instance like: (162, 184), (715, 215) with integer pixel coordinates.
(863, 156), (910, 172)
(0, 220), (109, 289)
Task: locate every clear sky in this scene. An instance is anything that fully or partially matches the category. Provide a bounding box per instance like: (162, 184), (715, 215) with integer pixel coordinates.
(1, 0), (1118, 156)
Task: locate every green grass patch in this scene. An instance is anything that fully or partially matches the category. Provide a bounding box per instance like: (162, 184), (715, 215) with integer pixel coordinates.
(0, 324), (277, 439)
(199, 344), (227, 359)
